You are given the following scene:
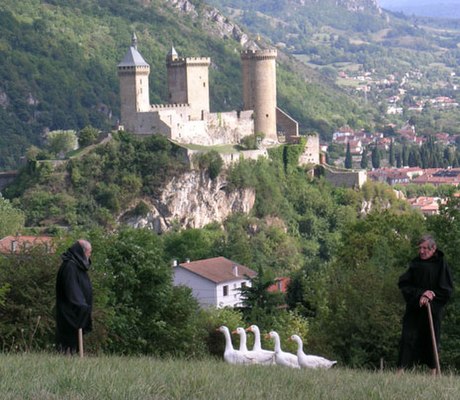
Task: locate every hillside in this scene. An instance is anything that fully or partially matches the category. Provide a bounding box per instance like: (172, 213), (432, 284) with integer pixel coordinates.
(207, 0), (460, 136)
(0, 0), (367, 170)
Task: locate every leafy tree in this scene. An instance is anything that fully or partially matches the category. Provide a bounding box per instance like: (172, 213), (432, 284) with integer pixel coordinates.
(46, 130), (78, 158)
(304, 209), (427, 367)
(78, 126), (99, 147)
(0, 196), (25, 237)
(193, 150), (224, 180)
(0, 245), (61, 351)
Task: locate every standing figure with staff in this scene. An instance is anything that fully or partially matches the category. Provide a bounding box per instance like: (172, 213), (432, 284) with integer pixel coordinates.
(397, 234), (454, 375)
(55, 239), (93, 356)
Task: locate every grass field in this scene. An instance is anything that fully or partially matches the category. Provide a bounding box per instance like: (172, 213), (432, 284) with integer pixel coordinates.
(1, 353), (459, 400)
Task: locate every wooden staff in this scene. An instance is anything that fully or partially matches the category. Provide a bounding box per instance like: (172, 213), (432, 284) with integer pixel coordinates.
(426, 302), (441, 376)
(78, 328), (84, 358)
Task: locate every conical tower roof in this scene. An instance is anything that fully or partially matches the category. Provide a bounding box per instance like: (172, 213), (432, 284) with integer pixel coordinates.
(118, 32), (149, 68)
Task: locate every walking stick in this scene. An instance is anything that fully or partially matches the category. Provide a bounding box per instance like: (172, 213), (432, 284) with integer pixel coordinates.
(426, 302), (441, 376)
(78, 328), (84, 358)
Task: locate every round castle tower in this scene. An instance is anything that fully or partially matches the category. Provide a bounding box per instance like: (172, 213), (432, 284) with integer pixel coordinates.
(166, 46), (211, 120)
(117, 33), (150, 132)
(241, 47), (278, 143)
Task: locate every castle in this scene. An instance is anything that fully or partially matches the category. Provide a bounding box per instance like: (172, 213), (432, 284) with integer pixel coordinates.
(117, 33), (301, 147)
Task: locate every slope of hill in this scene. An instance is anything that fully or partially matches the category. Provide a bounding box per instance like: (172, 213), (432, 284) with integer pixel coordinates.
(0, 0), (368, 170)
(206, 0), (460, 133)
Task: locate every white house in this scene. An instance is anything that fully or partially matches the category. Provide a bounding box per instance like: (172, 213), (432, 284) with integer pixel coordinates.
(172, 256), (257, 308)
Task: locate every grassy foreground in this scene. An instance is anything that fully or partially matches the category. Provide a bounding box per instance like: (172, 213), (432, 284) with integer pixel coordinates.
(0, 353), (459, 400)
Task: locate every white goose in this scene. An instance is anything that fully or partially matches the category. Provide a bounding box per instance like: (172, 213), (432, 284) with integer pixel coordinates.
(267, 331), (300, 369)
(217, 326), (255, 365)
(245, 325), (275, 365)
(289, 334), (337, 369)
(232, 327), (250, 352)
(233, 327), (274, 365)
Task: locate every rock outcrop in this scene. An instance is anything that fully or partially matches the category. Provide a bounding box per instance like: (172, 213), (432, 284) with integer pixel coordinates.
(121, 171), (255, 233)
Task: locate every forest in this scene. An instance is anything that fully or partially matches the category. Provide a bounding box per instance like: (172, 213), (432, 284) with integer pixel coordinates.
(1, 132), (460, 370)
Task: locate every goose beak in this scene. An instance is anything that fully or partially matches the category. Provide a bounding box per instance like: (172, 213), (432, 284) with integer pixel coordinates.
(265, 333), (271, 340)
(231, 330), (237, 334)
(245, 327), (252, 332)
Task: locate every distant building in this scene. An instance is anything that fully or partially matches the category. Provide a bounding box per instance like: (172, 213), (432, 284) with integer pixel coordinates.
(267, 277), (290, 294)
(0, 235), (54, 255)
(407, 197), (444, 216)
(172, 256), (257, 308)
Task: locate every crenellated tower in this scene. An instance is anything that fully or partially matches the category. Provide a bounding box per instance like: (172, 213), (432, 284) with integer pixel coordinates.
(241, 47), (278, 143)
(166, 47), (210, 120)
(117, 33), (151, 132)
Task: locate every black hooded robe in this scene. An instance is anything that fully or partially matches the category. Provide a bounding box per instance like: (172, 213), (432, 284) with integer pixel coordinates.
(55, 241), (93, 352)
(397, 250), (453, 369)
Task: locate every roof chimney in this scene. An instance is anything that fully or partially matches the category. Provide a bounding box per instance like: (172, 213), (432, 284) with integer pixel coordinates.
(185, 258), (190, 263)
(232, 265), (239, 277)
(11, 240), (18, 253)
(172, 259), (178, 267)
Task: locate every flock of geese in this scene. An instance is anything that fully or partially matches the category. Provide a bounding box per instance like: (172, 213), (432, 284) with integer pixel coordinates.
(217, 325), (337, 369)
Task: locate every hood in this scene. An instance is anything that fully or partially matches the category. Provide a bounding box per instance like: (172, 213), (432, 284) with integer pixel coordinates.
(61, 241), (91, 271)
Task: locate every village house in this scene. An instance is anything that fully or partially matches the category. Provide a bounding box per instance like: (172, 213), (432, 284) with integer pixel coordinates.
(407, 196), (444, 216)
(172, 256), (257, 308)
(0, 235), (54, 255)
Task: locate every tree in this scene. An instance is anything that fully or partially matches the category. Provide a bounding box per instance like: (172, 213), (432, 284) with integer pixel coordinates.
(344, 142), (352, 169)
(360, 147), (368, 169)
(78, 126), (99, 147)
(371, 146), (380, 169)
(46, 130), (78, 158)
(0, 196), (25, 238)
(388, 141), (395, 167)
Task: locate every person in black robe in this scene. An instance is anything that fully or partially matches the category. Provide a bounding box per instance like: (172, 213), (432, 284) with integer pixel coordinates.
(397, 234), (453, 375)
(55, 239), (93, 354)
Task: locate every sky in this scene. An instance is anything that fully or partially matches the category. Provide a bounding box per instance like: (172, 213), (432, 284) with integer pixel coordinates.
(379, 1), (460, 18)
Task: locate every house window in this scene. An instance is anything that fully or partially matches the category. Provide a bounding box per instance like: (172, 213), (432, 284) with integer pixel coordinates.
(241, 282), (247, 288)
(223, 285), (229, 296)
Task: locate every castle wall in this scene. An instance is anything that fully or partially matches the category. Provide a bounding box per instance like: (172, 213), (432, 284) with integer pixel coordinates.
(299, 135), (320, 166)
(167, 62), (188, 105)
(323, 167), (367, 188)
(276, 107), (299, 138)
(205, 110), (254, 145)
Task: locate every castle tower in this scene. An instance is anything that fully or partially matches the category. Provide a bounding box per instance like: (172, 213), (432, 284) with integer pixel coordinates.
(167, 47), (210, 120)
(241, 47), (278, 142)
(117, 33), (151, 132)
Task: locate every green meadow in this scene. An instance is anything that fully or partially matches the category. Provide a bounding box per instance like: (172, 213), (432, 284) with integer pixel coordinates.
(1, 353), (459, 400)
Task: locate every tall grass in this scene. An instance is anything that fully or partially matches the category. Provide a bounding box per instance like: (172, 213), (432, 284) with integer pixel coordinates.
(0, 353), (459, 400)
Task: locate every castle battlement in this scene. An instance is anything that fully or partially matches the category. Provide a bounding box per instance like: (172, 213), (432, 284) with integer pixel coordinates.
(151, 103), (189, 110)
(241, 49), (277, 60)
(118, 65), (150, 73)
(168, 57), (211, 67)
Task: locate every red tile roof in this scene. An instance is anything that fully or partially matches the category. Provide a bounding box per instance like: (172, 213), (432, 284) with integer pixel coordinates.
(0, 235), (55, 254)
(177, 256), (256, 283)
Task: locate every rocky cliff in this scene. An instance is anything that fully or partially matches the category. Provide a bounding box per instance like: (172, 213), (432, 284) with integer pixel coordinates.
(121, 171), (255, 233)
